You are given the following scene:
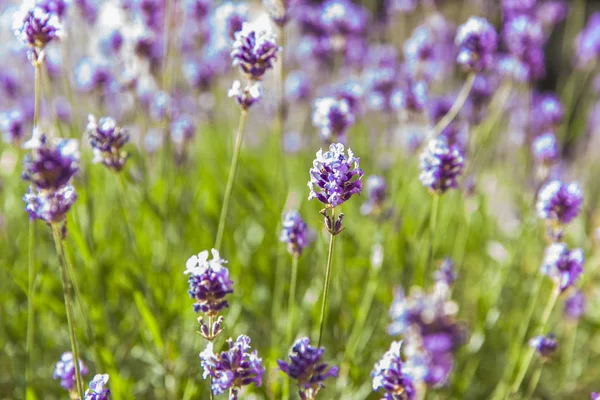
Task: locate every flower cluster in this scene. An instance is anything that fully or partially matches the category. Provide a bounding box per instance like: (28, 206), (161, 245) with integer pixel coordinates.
(532, 132), (559, 167)
(536, 180), (583, 226)
(53, 352), (88, 392)
(228, 80), (262, 110)
(84, 374), (111, 400)
(200, 335), (265, 398)
(0, 109), (25, 144)
(540, 243), (584, 293)
(185, 249), (233, 317)
(87, 115), (130, 172)
(278, 337), (339, 400)
(231, 22), (280, 81)
(312, 97), (355, 142)
(419, 137), (464, 194)
(13, 4), (63, 53)
(280, 211), (312, 257)
(455, 17), (498, 72)
(371, 341), (417, 400)
(529, 334), (557, 359)
(575, 12), (600, 68)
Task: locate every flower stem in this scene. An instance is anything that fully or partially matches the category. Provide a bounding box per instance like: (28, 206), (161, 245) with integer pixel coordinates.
(286, 255), (299, 346)
(25, 221), (35, 396)
(418, 194), (439, 286)
(215, 110), (247, 250)
(429, 72), (475, 139)
(524, 361), (543, 399)
(114, 172), (138, 256)
(33, 61), (41, 129)
(317, 210), (337, 348)
(51, 224), (85, 399)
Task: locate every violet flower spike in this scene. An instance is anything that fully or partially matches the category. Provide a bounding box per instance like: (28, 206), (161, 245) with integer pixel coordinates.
(540, 243), (584, 293)
(419, 137), (464, 194)
(13, 4), (63, 50)
(84, 374), (111, 400)
(312, 97), (355, 142)
(529, 334), (557, 359)
(536, 180), (583, 225)
(53, 352), (89, 392)
(87, 115), (130, 172)
(280, 211), (313, 257)
(228, 80), (262, 110)
(231, 22), (280, 81)
(455, 16), (498, 72)
(372, 341), (417, 400)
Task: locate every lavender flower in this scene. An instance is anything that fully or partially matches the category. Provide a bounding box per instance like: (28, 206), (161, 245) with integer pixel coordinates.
(592, 393), (600, 400)
(320, 0), (367, 38)
(541, 243), (584, 292)
(372, 341), (417, 400)
(531, 93), (563, 132)
(0, 109), (25, 144)
(280, 211), (312, 257)
(529, 334), (557, 358)
(419, 137), (464, 194)
(455, 17), (498, 72)
(84, 374), (111, 400)
(22, 133), (79, 191)
(13, 4), (63, 50)
(536, 180), (583, 225)
(53, 352), (88, 392)
(564, 290), (585, 320)
(361, 175), (387, 216)
(532, 133), (559, 166)
(200, 335), (265, 398)
(87, 115), (129, 172)
(312, 97), (355, 142)
(24, 185), (77, 223)
(433, 258), (457, 286)
(228, 80), (262, 110)
(231, 22), (279, 81)
(185, 249), (233, 315)
(285, 71), (312, 103)
(213, 2), (248, 39)
(575, 12), (600, 68)
(277, 337), (339, 400)
(308, 143), (363, 208)
(187, 0), (211, 21)
(264, 0), (291, 26)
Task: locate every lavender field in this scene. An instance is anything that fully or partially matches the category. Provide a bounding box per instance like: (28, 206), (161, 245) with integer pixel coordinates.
(2, 0), (600, 399)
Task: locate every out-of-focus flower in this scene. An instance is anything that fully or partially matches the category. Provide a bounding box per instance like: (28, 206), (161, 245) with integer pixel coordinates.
(22, 133), (79, 191)
(308, 143), (363, 208)
(391, 79), (428, 113)
(231, 22), (280, 81)
(529, 334), (557, 358)
(575, 12), (600, 68)
(74, 57), (113, 93)
(536, 180), (583, 225)
(363, 66), (397, 112)
(264, 0), (292, 26)
(186, 0), (211, 22)
(564, 290), (585, 320)
(183, 60), (217, 91)
(541, 243), (584, 292)
(37, 0), (70, 19)
(53, 352), (89, 392)
(592, 392), (600, 400)
(185, 249), (233, 315)
(24, 184), (77, 223)
(361, 175), (387, 216)
(320, 0), (367, 38)
(536, 2), (568, 29)
(371, 341), (417, 400)
(84, 374), (111, 400)
(501, 0), (536, 16)
(200, 335), (264, 398)
(213, 2), (249, 39)
(285, 70), (312, 103)
(277, 337), (339, 400)
(419, 137), (464, 194)
(13, 4), (63, 50)
(335, 79), (363, 115)
(170, 115), (196, 146)
(1, 109), (25, 144)
(312, 97), (355, 142)
(280, 211), (312, 257)
(87, 115), (129, 172)
(433, 258), (457, 286)
(228, 80), (262, 110)
(455, 17), (497, 72)
(531, 92), (563, 133)
(532, 132), (559, 166)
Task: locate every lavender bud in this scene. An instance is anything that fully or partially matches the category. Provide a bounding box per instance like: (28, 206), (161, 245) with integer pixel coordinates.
(24, 184), (77, 223)
(13, 5), (63, 51)
(185, 249), (234, 316)
(419, 137), (464, 194)
(541, 243), (584, 293)
(53, 352), (88, 392)
(198, 316), (211, 339)
(228, 80), (262, 110)
(455, 17), (498, 72)
(84, 374), (111, 400)
(564, 290), (585, 320)
(280, 211), (312, 257)
(231, 22), (280, 81)
(536, 180), (583, 225)
(22, 133), (79, 191)
(529, 334), (557, 359)
(87, 115), (130, 172)
(212, 315), (224, 338)
(371, 341), (417, 400)
(312, 97), (355, 142)
(333, 213), (344, 235)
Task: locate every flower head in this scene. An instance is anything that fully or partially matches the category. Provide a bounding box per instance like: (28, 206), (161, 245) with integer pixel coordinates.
(13, 4), (63, 50)
(84, 374), (111, 400)
(280, 211), (312, 257)
(575, 12), (600, 68)
(312, 97), (355, 142)
(24, 184), (77, 223)
(1, 109), (25, 144)
(228, 80), (262, 110)
(419, 137), (464, 194)
(455, 17), (498, 72)
(277, 337), (339, 400)
(231, 22), (279, 81)
(372, 341), (417, 400)
(541, 243), (584, 292)
(87, 115), (129, 172)
(536, 180), (583, 225)
(433, 258), (457, 286)
(185, 249), (233, 316)
(213, 2), (248, 39)
(532, 133), (559, 166)
(592, 392), (600, 400)
(53, 352), (88, 392)
(564, 290), (585, 320)
(529, 334), (558, 358)
(361, 175), (387, 216)
(308, 143), (363, 208)
(200, 335), (265, 397)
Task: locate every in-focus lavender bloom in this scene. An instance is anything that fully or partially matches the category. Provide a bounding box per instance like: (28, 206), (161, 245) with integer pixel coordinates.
(87, 115), (129, 172)
(455, 17), (498, 72)
(200, 335), (265, 398)
(84, 374), (111, 400)
(53, 352), (89, 391)
(532, 133), (559, 166)
(529, 334), (557, 358)
(285, 71), (312, 103)
(0, 109), (25, 144)
(541, 243), (584, 292)
(419, 137), (464, 194)
(312, 97), (355, 142)
(308, 143), (363, 208)
(22, 133), (79, 191)
(24, 185), (77, 223)
(13, 4), (63, 50)
(564, 290), (585, 320)
(278, 337), (339, 400)
(433, 258), (457, 286)
(361, 175), (387, 216)
(231, 22), (279, 81)
(280, 211), (312, 257)
(185, 249), (233, 315)
(213, 2), (248, 39)
(536, 180), (583, 225)
(575, 12), (600, 68)
(228, 80), (262, 110)
(372, 341), (417, 400)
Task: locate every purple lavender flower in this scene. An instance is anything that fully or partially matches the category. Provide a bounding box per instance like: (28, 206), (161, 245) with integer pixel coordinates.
(592, 393), (600, 400)
(53, 352), (89, 392)
(170, 115), (196, 146)
(372, 341), (417, 400)
(503, 14), (544, 58)
(529, 334), (558, 358)
(264, 0), (291, 26)
(213, 2), (248, 39)
(361, 175), (387, 216)
(455, 17), (498, 72)
(575, 12), (600, 68)
(231, 22), (279, 81)
(391, 79), (428, 113)
(24, 185), (77, 223)
(22, 133), (79, 191)
(312, 97), (355, 142)
(363, 66), (398, 112)
(541, 243), (584, 292)
(285, 71), (312, 103)
(183, 60), (217, 91)
(320, 0), (367, 38)
(37, 0), (70, 19)
(277, 337), (339, 400)
(536, 180), (583, 225)
(536, 2), (568, 29)
(433, 258), (457, 286)
(74, 58), (113, 93)
(532, 133), (559, 166)
(12, 5), (63, 50)
(419, 137), (464, 194)
(280, 211), (312, 257)
(186, 0), (211, 21)
(228, 80), (262, 110)
(84, 374), (111, 400)
(564, 290), (585, 320)
(531, 92), (563, 132)
(87, 115), (129, 172)
(308, 143), (363, 208)
(335, 79), (363, 115)
(1, 109), (25, 144)
(501, 0), (536, 16)
(185, 249), (233, 316)
(200, 335), (265, 398)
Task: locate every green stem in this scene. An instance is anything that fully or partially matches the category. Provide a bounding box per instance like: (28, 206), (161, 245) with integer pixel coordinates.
(25, 222), (35, 396)
(429, 73), (475, 139)
(525, 362), (543, 400)
(317, 211), (336, 348)
(215, 110), (247, 250)
(208, 314), (214, 400)
(33, 61), (41, 129)
(418, 195), (439, 286)
(561, 322), (577, 390)
(114, 172), (138, 255)
(51, 224), (85, 399)
(286, 255), (299, 345)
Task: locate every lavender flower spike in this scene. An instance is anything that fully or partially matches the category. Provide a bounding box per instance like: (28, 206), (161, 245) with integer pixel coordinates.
(541, 243), (584, 293)
(455, 16), (498, 72)
(308, 143), (363, 208)
(13, 4), (63, 50)
(592, 392), (600, 400)
(84, 374), (111, 400)
(185, 249), (233, 315)
(24, 184), (77, 223)
(87, 115), (130, 172)
(53, 352), (89, 392)
(228, 80), (262, 110)
(280, 211), (312, 257)
(372, 341), (417, 400)
(529, 334), (557, 359)
(419, 137), (464, 194)
(312, 97), (355, 142)
(536, 180), (583, 225)
(231, 22), (280, 81)
(277, 337), (339, 400)
(564, 290), (586, 320)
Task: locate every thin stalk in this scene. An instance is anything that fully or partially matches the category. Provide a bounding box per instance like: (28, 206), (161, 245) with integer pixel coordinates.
(275, 24), (286, 152)
(51, 224), (85, 399)
(418, 195), (439, 286)
(429, 73), (475, 139)
(561, 322), (577, 390)
(286, 255), (299, 345)
(33, 62), (41, 129)
(510, 285), (560, 396)
(345, 263), (379, 359)
(208, 315), (214, 400)
(25, 222), (35, 396)
(215, 110), (247, 250)
(317, 211), (336, 348)
(114, 172), (138, 255)
(525, 362), (543, 400)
